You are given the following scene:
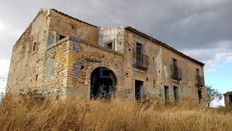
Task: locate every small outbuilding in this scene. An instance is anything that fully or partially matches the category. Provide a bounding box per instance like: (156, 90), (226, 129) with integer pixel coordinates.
(224, 91), (232, 107)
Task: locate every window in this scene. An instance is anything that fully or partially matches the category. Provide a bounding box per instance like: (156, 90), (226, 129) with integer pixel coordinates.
(32, 42), (37, 52)
(135, 42), (143, 64)
(171, 58), (182, 81)
(173, 58), (177, 68)
(106, 42), (113, 50)
(57, 34), (65, 41)
(173, 86), (179, 102)
(35, 74), (38, 81)
(59, 35), (65, 40)
(133, 42), (148, 70)
(164, 86), (169, 101)
(104, 40), (114, 50)
(198, 89), (202, 103)
(196, 68), (199, 76)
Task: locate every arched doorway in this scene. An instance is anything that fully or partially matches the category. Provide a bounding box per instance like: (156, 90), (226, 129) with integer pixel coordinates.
(90, 67), (116, 99)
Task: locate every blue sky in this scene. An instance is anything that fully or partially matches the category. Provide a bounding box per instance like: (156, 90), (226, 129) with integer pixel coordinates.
(205, 60), (232, 94)
(0, 0), (232, 106)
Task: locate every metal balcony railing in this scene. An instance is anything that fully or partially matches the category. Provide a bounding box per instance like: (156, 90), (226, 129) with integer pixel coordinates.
(133, 52), (149, 71)
(170, 65), (182, 81)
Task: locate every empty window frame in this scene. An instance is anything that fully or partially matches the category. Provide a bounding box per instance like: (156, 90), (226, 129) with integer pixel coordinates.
(135, 42), (143, 64)
(57, 34), (65, 41)
(196, 68), (200, 76)
(164, 86), (169, 101)
(106, 42), (113, 50)
(32, 42), (38, 52)
(173, 86), (179, 102)
(172, 58), (177, 67)
(104, 40), (115, 50)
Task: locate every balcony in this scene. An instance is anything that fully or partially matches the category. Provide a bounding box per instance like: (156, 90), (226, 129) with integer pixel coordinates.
(170, 65), (182, 81)
(196, 75), (204, 87)
(133, 52), (149, 71)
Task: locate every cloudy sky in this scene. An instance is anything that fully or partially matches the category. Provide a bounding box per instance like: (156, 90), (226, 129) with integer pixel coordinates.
(0, 0), (232, 100)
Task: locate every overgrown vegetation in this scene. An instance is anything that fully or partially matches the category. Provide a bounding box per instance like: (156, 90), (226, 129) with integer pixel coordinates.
(0, 95), (231, 131)
(206, 86), (223, 107)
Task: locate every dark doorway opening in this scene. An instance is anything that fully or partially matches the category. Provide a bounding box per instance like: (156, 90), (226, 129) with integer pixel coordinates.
(173, 86), (179, 102)
(164, 86), (169, 102)
(135, 80), (143, 100)
(198, 89), (202, 103)
(90, 67), (116, 99)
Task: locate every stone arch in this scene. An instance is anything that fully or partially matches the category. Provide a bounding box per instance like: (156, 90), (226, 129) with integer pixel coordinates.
(85, 63), (122, 99)
(88, 66), (117, 99)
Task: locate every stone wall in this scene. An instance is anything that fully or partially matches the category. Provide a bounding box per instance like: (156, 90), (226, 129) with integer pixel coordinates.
(7, 9), (206, 105)
(122, 30), (206, 104)
(64, 37), (124, 99)
(7, 10), (50, 94)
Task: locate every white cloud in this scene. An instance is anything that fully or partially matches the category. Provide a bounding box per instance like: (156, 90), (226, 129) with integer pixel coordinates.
(0, 59), (10, 93)
(183, 40), (232, 71)
(0, 20), (5, 31)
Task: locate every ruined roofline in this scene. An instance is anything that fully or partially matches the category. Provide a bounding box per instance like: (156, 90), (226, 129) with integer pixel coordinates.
(50, 9), (100, 28)
(13, 10), (44, 48)
(125, 26), (205, 66)
(13, 8), (204, 66)
(224, 91), (232, 95)
(13, 8), (99, 48)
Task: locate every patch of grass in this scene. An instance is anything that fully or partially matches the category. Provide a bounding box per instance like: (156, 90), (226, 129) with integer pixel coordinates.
(0, 95), (231, 131)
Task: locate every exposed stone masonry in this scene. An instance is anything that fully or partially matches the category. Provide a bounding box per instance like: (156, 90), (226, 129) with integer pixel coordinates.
(7, 9), (206, 105)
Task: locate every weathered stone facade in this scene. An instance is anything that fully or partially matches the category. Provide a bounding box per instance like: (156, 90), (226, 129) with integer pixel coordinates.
(224, 92), (232, 107)
(7, 9), (206, 104)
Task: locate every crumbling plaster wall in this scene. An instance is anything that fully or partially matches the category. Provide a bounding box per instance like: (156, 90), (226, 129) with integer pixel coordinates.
(7, 9), (206, 104)
(123, 30), (206, 104)
(98, 27), (125, 53)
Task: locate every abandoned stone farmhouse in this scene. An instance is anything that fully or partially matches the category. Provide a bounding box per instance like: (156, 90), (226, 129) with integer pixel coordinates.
(7, 9), (206, 104)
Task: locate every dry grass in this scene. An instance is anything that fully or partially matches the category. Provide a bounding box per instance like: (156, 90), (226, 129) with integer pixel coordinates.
(0, 95), (231, 131)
